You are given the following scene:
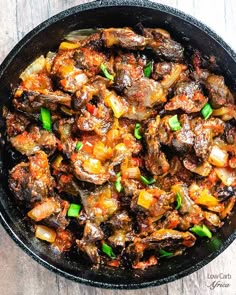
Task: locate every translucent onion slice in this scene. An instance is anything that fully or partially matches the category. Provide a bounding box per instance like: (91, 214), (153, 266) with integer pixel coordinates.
(35, 225), (56, 243)
(208, 145), (228, 167)
(20, 55), (46, 81)
(64, 28), (101, 42)
(215, 167), (236, 186)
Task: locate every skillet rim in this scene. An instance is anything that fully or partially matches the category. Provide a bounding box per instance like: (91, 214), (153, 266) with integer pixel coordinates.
(0, 0), (235, 289)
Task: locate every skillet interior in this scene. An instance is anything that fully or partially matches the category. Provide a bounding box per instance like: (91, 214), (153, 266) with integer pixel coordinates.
(0, 0), (235, 289)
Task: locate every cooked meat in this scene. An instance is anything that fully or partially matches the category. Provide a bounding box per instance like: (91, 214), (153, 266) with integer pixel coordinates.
(102, 28), (148, 50)
(144, 28), (184, 62)
(206, 74), (235, 108)
(9, 151), (55, 204)
(10, 126), (57, 156)
(5, 26), (236, 270)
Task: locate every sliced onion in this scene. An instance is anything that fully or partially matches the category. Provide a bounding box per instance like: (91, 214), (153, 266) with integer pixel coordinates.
(35, 225), (56, 243)
(45, 51), (56, 73)
(20, 55), (46, 81)
(161, 64), (186, 89)
(124, 167), (141, 179)
(213, 106), (236, 121)
(104, 92), (128, 118)
(215, 167), (236, 186)
(208, 145), (228, 167)
(195, 189), (219, 207)
(64, 28), (100, 42)
(28, 198), (60, 221)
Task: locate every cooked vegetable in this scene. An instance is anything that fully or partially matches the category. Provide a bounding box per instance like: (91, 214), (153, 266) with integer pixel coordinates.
(6, 26), (236, 270)
(159, 249), (173, 257)
(140, 175), (155, 186)
(35, 225), (56, 243)
(101, 64), (114, 80)
(67, 203), (81, 217)
(175, 192), (182, 210)
(201, 103), (213, 120)
(102, 243), (116, 259)
(76, 141), (83, 151)
(40, 107), (51, 131)
(137, 190), (153, 209)
(143, 61), (152, 78)
(134, 123), (142, 140)
(190, 224), (212, 238)
(115, 172), (123, 192)
(208, 145), (228, 167)
(168, 115), (181, 131)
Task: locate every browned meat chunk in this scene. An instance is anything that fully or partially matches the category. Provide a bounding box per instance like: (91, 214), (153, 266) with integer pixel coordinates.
(10, 126), (56, 156)
(102, 28), (148, 50)
(206, 74), (235, 108)
(165, 81), (208, 113)
(9, 151), (55, 204)
(145, 28), (184, 62)
(4, 111), (30, 137)
(144, 116), (170, 175)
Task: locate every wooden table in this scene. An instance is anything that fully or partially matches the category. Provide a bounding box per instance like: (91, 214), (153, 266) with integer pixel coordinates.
(0, 1), (235, 294)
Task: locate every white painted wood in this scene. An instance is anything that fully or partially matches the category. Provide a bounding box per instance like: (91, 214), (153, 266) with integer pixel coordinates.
(0, 1), (235, 294)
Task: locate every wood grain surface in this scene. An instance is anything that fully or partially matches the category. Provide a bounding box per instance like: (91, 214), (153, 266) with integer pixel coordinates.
(0, 1), (235, 295)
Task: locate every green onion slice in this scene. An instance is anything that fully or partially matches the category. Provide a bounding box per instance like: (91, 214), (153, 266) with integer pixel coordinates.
(40, 107), (51, 131)
(201, 103), (213, 120)
(175, 192), (182, 210)
(190, 224), (212, 238)
(134, 123), (142, 140)
(140, 175), (156, 186)
(102, 243), (116, 259)
(115, 172), (123, 192)
(168, 115), (181, 131)
(159, 249), (173, 258)
(67, 203), (81, 217)
(101, 63), (114, 80)
(76, 141), (83, 151)
(144, 61), (152, 78)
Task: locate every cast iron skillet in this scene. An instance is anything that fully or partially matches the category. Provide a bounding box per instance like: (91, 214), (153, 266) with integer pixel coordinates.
(0, 0), (235, 289)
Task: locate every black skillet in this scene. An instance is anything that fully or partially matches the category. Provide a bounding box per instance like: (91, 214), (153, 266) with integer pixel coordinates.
(0, 0), (235, 289)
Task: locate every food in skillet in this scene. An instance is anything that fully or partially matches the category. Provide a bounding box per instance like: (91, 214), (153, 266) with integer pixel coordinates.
(4, 26), (236, 269)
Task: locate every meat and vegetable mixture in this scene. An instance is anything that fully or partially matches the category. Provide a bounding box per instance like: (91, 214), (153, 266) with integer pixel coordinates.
(4, 26), (236, 269)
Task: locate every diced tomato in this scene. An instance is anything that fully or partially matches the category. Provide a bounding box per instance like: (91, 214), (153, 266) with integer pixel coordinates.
(86, 103), (98, 116)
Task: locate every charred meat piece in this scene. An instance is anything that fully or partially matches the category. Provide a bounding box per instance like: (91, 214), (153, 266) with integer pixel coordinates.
(10, 126), (57, 156)
(9, 151), (55, 204)
(113, 52), (144, 93)
(172, 114), (195, 153)
(76, 102), (113, 136)
(206, 74), (235, 108)
(124, 77), (166, 108)
(102, 27), (148, 50)
(52, 229), (74, 252)
(5, 110), (30, 137)
(144, 116), (170, 175)
(152, 62), (173, 80)
(165, 81), (208, 113)
(144, 28), (184, 62)
(74, 47), (109, 77)
(13, 90), (71, 115)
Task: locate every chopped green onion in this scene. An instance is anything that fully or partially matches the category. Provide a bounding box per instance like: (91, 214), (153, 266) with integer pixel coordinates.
(159, 249), (173, 258)
(76, 141), (83, 151)
(168, 115), (181, 131)
(140, 175), (155, 186)
(175, 192), (182, 210)
(144, 61), (152, 78)
(134, 123), (142, 140)
(190, 224), (212, 238)
(102, 243), (116, 259)
(201, 103), (213, 120)
(40, 107), (51, 131)
(115, 172), (123, 192)
(101, 63), (114, 80)
(67, 203), (81, 217)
